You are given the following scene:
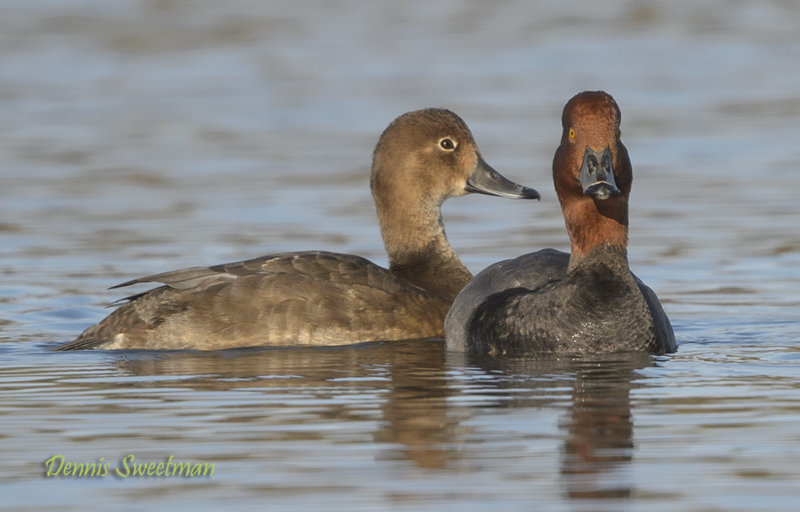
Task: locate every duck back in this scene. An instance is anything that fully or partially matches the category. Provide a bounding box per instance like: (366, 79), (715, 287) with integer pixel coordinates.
(62, 251), (449, 350)
(446, 247), (676, 355)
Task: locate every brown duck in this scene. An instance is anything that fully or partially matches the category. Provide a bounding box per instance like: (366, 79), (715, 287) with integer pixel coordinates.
(58, 108), (539, 350)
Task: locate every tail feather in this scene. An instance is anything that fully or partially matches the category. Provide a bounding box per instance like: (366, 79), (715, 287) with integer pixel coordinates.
(54, 336), (113, 351)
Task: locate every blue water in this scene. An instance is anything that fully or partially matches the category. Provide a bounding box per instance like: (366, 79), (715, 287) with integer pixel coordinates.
(1, 1), (799, 511)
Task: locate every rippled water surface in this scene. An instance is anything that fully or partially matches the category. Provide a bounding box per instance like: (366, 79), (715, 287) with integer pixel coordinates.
(2, 1), (799, 511)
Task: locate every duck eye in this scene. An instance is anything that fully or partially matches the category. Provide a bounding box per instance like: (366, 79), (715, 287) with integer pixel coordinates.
(439, 138), (456, 150)
(569, 128), (575, 140)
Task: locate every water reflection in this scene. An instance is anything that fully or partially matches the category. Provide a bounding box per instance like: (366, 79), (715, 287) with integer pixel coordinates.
(463, 352), (652, 503)
(112, 340), (457, 469)
(8, 337), (796, 509)
(63, 340), (652, 496)
(111, 342), (652, 501)
(371, 343), (455, 469)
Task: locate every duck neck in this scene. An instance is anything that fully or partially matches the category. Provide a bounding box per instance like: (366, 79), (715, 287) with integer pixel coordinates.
(562, 196), (629, 272)
(378, 201), (472, 303)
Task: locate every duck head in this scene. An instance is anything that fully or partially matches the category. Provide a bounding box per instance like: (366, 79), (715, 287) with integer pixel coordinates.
(370, 108), (540, 296)
(553, 91), (632, 260)
(371, 108), (539, 214)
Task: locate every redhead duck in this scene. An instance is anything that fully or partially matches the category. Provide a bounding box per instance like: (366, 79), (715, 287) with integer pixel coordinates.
(445, 92), (676, 355)
(57, 108), (540, 350)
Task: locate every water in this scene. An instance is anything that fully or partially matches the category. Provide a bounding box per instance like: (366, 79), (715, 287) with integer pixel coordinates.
(1, 1), (799, 510)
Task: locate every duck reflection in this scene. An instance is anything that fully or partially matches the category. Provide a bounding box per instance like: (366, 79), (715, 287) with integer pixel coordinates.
(462, 351), (653, 502)
(108, 340), (653, 495)
(112, 340), (455, 468)
(560, 359), (643, 500)
(370, 340), (455, 469)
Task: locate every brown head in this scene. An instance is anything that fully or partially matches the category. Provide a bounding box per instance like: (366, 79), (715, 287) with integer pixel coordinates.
(370, 108), (539, 301)
(370, 108), (539, 263)
(552, 91), (632, 261)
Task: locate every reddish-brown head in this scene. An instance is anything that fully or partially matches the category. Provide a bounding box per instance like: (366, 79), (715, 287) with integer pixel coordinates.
(552, 91), (632, 260)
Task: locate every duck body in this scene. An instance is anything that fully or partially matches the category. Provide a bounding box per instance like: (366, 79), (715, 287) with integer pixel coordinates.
(65, 250), (450, 350)
(445, 91), (676, 356)
(58, 108), (539, 350)
(445, 246), (675, 355)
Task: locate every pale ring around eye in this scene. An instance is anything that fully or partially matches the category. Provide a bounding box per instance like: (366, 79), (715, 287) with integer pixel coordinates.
(439, 138), (456, 150)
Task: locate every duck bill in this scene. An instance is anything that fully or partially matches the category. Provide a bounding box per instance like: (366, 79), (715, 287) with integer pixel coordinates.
(465, 154), (540, 200)
(579, 146), (621, 200)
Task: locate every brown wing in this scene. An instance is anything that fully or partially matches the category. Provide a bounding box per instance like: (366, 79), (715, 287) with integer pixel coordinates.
(58, 251), (448, 350)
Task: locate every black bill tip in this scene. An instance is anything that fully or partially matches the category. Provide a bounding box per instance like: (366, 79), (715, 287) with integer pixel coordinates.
(465, 155), (541, 200)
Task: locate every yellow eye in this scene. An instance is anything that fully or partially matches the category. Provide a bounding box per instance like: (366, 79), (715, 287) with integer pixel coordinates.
(569, 128), (575, 139)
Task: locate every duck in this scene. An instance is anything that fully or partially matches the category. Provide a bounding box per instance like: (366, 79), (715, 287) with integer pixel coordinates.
(57, 108), (540, 350)
(445, 91), (676, 355)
